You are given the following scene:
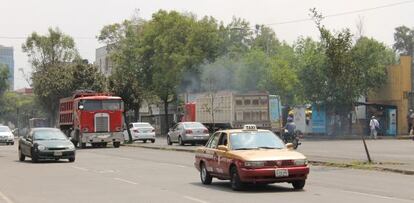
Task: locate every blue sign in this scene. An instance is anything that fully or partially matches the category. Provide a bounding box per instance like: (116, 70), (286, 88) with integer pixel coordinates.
(312, 105), (326, 134)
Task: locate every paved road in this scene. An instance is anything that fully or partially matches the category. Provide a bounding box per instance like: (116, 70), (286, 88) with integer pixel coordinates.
(129, 137), (414, 172)
(0, 144), (413, 203)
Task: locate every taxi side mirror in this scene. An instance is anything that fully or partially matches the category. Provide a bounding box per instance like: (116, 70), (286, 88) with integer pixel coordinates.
(217, 145), (228, 151)
(285, 143), (294, 150)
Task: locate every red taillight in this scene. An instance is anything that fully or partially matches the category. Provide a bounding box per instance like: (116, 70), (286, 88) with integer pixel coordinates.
(203, 129), (209, 134)
(185, 129), (193, 134)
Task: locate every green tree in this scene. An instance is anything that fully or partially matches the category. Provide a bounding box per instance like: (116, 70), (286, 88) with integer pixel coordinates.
(140, 10), (221, 134)
(0, 64), (9, 95)
(98, 18), (149, 143)
(307, 9), (394, 135)
(393, 25), (414, 56)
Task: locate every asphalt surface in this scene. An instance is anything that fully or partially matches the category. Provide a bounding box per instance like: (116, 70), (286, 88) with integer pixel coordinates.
(126, 137), (414, 173)
(1, 143), (414, 203)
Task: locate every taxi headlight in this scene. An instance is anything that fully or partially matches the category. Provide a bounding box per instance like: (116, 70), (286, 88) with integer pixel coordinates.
(37, 145), (46, 151)
(294, 159), (308, 166)
(244, 161), (265, 168)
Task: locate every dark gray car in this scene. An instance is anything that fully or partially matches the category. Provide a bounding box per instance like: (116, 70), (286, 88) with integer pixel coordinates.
(18, 128), (76, 163)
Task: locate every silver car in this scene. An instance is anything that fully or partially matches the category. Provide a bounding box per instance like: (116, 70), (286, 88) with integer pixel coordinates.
(0, 126), (14, 145)
(167, 122), (210, 146)
(123, 122), (156, 143)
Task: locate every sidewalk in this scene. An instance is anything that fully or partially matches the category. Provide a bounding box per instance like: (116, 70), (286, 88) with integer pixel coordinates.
(123, 137), (414, 175)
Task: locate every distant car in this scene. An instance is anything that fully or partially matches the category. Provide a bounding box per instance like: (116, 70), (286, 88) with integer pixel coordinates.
(0, 126), (14, 145)
(194, 124), (309, 191)
(123, 122), (156, 143)
(18, 128), (76, 163)
(167, 122), (210, 146)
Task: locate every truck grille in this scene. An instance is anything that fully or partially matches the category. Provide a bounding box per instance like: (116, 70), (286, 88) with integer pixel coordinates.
(95, 114), (109, 132)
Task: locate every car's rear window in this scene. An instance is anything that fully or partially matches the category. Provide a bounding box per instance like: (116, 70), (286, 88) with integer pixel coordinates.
(230, 131), (285, 150)
(183, 122), (205, 128)
(134, 123), (152, 128)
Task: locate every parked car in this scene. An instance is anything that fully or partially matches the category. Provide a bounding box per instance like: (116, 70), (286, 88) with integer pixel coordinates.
(0, 126), (14, 145)
(194, 124), (309, 191)
(18, 128), (76, 163)
(167, 122), (210, 146)
(123, 122), (156, 143)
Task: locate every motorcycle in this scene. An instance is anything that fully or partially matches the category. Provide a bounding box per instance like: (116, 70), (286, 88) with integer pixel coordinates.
(282, 129), (301, 149)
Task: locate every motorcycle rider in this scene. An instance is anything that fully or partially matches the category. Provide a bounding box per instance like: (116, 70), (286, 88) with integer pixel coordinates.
(284, 116), (296, 142)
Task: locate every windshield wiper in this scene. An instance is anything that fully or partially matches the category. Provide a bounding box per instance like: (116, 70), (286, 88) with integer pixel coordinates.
(257, 146), (281, 149)
(234, 147), (258, 150)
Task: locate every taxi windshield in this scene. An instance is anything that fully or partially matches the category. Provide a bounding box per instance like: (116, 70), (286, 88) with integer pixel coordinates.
(230, 131), (285, 150)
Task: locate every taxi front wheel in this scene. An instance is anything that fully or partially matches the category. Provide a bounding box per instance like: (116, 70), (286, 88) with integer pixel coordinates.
(230, 167), (244, 191)
(292, 180), (306, 190)
(200, 163), (212, 184)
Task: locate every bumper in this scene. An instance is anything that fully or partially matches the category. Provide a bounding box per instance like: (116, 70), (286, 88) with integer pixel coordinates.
(82, 132), (124, 143)
(0, 139), (14, 143)
(183, 134), (210, 142)
(36, 150), (76, 159)
(238, 166), (309, 183)
(130, 133), (156, 140)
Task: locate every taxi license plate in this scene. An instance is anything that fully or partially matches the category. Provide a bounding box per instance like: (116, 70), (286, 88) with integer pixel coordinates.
(275, 169), (289, 177)
(54, 151), (62, 156)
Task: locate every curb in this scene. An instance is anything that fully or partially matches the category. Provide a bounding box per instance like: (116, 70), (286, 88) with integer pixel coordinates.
(121, 144), (414, 175)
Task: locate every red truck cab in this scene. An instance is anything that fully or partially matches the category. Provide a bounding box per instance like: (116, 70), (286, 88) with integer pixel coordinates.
(59, 91), (124, 148)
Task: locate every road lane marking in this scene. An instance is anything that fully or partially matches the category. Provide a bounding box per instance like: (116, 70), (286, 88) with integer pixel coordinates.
(159, 163), (188, 168)
(118, 157), (133, 161)
(70, 166), (89, 171)
(0, 191), (14, 203)
(183, 196), (209, 203)
(342, 190), (413, 202)
(113, 178), (138, 185)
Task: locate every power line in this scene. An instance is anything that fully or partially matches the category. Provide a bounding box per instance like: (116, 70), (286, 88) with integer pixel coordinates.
(0, 36), (95, 40)
(265, 0), (414, 26)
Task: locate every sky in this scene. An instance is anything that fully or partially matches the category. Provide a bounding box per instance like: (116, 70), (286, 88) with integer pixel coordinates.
(1, 0), (413, 90)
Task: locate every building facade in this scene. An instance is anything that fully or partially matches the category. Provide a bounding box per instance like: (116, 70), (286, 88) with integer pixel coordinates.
(95, 46), (113, 77)
(368, 56), (412, 135)
(0, 45), (14, 90)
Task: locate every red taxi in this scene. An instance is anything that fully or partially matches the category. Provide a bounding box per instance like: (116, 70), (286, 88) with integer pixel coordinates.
(194, 125), (309, 190)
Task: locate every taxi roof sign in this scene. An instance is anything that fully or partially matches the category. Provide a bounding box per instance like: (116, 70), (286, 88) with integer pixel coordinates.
(243, 124), (257, 131)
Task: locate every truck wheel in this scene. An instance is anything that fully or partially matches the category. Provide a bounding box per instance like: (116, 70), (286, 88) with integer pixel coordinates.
(113, 142), (120, 148)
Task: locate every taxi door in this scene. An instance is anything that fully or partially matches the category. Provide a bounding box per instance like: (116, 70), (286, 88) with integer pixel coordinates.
(215, 133), (231, 178)
(203, 132), (221, 175)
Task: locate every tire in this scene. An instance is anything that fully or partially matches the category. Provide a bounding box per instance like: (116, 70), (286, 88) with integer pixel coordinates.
(18, 148), (25, 162)
(292, 180), (306, 190)
(11, 142), (14, 145)
(191, 142), (196, 146)
(200, 163), (212, 185)
(151, 139), (155, 143)
(167, 136), (172, 145)
(68, 157), (75, 162)
(103, 142), (107, 148)
(143, 140), (147, 143)
(230, 166), (243, 191)
(31, 148), (38, 163)
(178, 136), (184, 146)
(91, 143), (98, 148)
(113, 142), (120, 148)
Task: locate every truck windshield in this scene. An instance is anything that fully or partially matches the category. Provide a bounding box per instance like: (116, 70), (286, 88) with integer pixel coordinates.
(82, 100), (123, 111)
